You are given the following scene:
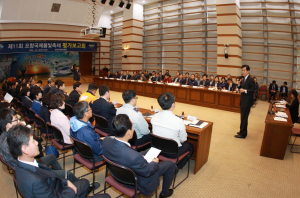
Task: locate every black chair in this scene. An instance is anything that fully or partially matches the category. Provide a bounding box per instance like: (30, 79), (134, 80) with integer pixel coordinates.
(16, 101), (25, 119)
(13, 175), (26, 198)
(70, 136), (105, 195)
(150, 133), (190, 189)
(129, 131), (151, 152)
(23, 106), (35, 130)
(47, 123), (74, 169)
(103, 155), (157, 198)
(93, 113), (110, 137)
(64, 103), (74, 119)
(35, 114), (52, 146)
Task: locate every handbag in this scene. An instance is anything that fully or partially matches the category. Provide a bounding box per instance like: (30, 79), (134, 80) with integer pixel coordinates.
(46, 145), (59, 158)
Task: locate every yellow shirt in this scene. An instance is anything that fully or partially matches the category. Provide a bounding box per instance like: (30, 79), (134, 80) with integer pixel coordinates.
(79, 91), (97, 105)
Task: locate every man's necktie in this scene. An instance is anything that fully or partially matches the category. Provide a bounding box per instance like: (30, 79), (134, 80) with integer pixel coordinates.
(228, 85), (231, 90)
(244, 78), (246, 83)
(273, 85), (275, 91)
(186, 78), (188, 85)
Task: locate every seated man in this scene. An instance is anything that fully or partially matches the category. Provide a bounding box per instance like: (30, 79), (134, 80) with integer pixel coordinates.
(280, 81), (288, 100)
(173, 72), (180, 83)
(224, 78), (237, 91)
(79, 83), (98, 108)
(269, 80), (278, 102)
(210, 76), (220, 89)
(43, 78), (54, 95)
(162, 74), (173, 83)
(0, 109), (77, 183)
(93, 85), (116, 135)
(125, 71), (131, 80)
(7, 124), (109, 198)
(117, 90), (151, 146)
(48, 79), (58, 95)
(182, 72), (190, 85)
(107, 70), (114, 78)
(152, 72), (161, 82)
(50, 80), (66, 97)
(103, 114), (176, 198)
(119, 71), (125, 79)
(188, 74), (198, 86)
(70, 101), (104, 162)
(207, 74), (214, 87)
(31, 89), (42, 116)
(199, 73), (209, 87)
(132, 71), (139, 80)
(140, 73), (147, 81)
(66, 82), (82, 107)
(151, 92), (194, 169)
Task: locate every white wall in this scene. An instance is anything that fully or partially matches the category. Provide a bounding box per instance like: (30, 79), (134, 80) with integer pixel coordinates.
(97, 13), (111, 29)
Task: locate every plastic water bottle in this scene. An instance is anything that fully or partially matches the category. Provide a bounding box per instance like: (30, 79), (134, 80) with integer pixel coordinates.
(182, 111), (184, 120)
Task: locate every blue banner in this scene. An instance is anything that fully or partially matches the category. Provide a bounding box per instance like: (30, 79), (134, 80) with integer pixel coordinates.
(0, 41), (97, 53)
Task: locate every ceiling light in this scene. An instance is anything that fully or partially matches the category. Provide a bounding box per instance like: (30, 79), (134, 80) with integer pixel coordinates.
(101, 0), (106, 4)
(126, 1), (131, 9)
(119, 1), (125, 8)
(111, 11), (113, 13)
(109, 0), (115, 6)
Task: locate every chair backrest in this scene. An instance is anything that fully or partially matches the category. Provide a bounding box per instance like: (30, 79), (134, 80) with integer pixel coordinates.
(103, 155), (137, 187)
(259, 86), (267, 92)
(23, 106), (34, 119)
(93, 113), (109, 131)
(70, 136), (94, 159)
(64, 104), (74, 117)
(47, 123), (64, 143)
(128, 131), (137, 146)
(35, 114), (47, 132)
(150, 133), (179, 156)
(0, 154), (15, 172)
(13, 175), (26, 198)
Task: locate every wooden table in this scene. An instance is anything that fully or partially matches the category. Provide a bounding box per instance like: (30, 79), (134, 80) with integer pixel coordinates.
(132, 107), (213, 174)
(95, 78), (241, 113)
(260, 103), (293, 160)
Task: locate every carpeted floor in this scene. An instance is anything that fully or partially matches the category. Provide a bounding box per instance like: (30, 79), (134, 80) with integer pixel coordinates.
(1, 83), (300, 198)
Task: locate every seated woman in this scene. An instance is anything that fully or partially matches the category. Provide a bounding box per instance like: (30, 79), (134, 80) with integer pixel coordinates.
(285, 90), (299, 124)
(40, 93), (52, 135)
(50, 93), (72, 145)
(20, 87), (34, 119)
(220, 77), (226, 89)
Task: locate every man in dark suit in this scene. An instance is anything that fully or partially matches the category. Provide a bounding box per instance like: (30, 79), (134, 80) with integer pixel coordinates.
(269, 80), (278, 102)
(103, 114), (176, 198)
(119, 71), (126, 79)
(199, 74), (209, 87)
(182, 72), (190, 85)
(93, 85), (117, 135)
(224, 78), (237, 91)
(65, 82), (82, 107)
(173, 72), (180, 83)
(279, 81), (288, 100)
(114, 72), (120, 79)
(235, 65), (255, 139)
(71, 65), (81, 82)
(29, 78), (35, 93)
(125, 71), (131, 80)
(7, 124), (109, 198)
(107, 70), (114, 78)
(152, 72), (161, 82)
(103, 65), (109, 72)
(188, 74), (198, 86)
(132, 71), (139, 80)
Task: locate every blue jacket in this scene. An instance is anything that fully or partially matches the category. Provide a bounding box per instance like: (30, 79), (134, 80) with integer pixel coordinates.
(70, 116), (103, 157)
(32, 99), (42, 116)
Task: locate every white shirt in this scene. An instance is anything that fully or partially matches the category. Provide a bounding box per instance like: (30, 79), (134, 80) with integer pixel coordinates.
(18, 158), (39, 167)
(116, 104), (150, 139)
(115, 138), (131, 147)
(50, 109), (72, 144)
(151, 110), (187, 147)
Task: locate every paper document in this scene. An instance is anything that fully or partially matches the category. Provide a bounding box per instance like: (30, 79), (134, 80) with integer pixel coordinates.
(4, 93), (13, 103)
(144, 147), (161, 163)
(274, 117), (287, 122)
(188, 120), (208, 129)
(275, 112), (288, 118)
(276, 105), (286, 108)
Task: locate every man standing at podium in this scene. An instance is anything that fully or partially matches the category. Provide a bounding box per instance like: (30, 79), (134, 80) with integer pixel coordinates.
(235, 65), (255, 139)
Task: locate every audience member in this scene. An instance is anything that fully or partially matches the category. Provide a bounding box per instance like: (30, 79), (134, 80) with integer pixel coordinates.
(199, 74), (209, 87)
(79, 83), (98, 108)
(29, 78), (35, 92)
(50, 93), (72, 145)
(224, 78), (237, 91)
(15, 83), (22, 101)
(117, 90), (151, 146)
(93, 85), (116, 135)
(103, 114), (176, 198)
(20, 87), (32, 109)
(71, 101), (104, 163)
(66, 82), (82, 107)
(151, 92), (194, 169)
(47, 79), (57, 94)
(7, 124), (109, 198)
(31, 89), (42, 115)
(279, 81), (288, 100)
(269, 80), (278, 102)
(162, 74), (173, 83)
(285, 90), (299, 123)
(39, 93), (52, 135)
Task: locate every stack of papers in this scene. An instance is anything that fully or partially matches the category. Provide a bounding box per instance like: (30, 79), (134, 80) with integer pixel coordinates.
(221, 89), (229, 92)
(181, 85), (189, 87)
(144, 147), (161, 163)
(276, 105), (286, 108)
(275, 112), (288, 118)
(4, 93), (13, 103)
(274, 117), (287, 122)
(183, 120), (208, 129)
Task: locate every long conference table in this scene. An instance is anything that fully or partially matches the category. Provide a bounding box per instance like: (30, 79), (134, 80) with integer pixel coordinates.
(94, 78), (241, 113)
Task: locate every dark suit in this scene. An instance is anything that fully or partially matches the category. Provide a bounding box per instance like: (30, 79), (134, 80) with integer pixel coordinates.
(65, 90), (80, 107)
(199, 79), (209, 87)
(173, 77), (179, 83)
(152, 76), (161, 82)
(132, 75), (139, 80)
(15, 160), (88, 198)
(269, 83), (278, 102)
(71, 69), (81, 81)
(208, 80), (214, 87)
(43, 84), (51, 95)
(182, 78), (190, 85)
(119, 75), (126, 80)
(107, 74), (114, 78)
(93, 98), (116, 135)
(280, 86), (288, 99)
(225, 83), (237, 91)
(103, 137), (176, 197)
(40, 105), (52, 135)
(188, 79), (198, 86)
(286, 98), (299, 124)
(103, 68), (108, 72)
(125, 74), (131, 80)
(212, 81), (221, 89)
(114, 75), (120, 79)
(239, 75), (255, 137)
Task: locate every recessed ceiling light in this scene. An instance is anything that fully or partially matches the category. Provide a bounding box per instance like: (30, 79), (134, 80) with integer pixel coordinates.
(142, 0), (145, 2)
(111, 11), (113, 13)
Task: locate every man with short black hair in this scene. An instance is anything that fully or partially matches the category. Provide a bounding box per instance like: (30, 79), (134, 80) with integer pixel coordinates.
(70, 101), (104, 163)
(31, 89), (42, 115)
(29, 78), (35, 92)
(132, 71), (139, 80)
(224, 78), (237, 91)
(173, 72), (180, 83)
(152, 72), (161, 82)
(199, 74), (209, 87)
(79, 83), (98, 108)
(151, 92), (193, 169)
(269, 80), (278, 102)
(182, 72), (190, 85)
(125, 71), (131, 80)
(117, 90), (151, 146)
(44, 78), (55, 95)
(66, 82), (82, 107)
(7, 124), (109, 198)
(50, 80), (65, 95)
(280, 81), (288, 100)
(93, 85), (116, 135)
(103, 114), (176, 198)
(188, 74), (198, 86)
